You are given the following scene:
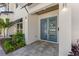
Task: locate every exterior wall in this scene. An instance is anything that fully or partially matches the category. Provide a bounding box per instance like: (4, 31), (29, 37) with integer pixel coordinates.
(38, 10), (59, 42)
(9, 3), (16, 12)
(8, 24), (17, 35)
(59, 4), (79, 56)
(69, 4), (79, 44)
(59, 4), (71, 56)
(27, 15), (39, 44)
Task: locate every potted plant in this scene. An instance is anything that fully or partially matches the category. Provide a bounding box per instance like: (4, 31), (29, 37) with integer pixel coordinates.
(68, 39), (79, 56)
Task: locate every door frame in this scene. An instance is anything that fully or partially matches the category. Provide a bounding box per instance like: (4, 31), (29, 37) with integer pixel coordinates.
(40, 15), (59, 44)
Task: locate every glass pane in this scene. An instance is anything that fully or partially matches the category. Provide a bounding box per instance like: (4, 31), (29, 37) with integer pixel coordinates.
(17, 24), (19, 29)
(0, 7), (6, 12)
(20, 23), (23, 29)
(40, 18), (47, 40)
(48, 16), (57, 42)
(20, 18), (23, 22)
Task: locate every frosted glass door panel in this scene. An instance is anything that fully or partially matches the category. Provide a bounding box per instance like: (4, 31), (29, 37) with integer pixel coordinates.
(48, 16), (57, 42)
(40, 18), (47, 40)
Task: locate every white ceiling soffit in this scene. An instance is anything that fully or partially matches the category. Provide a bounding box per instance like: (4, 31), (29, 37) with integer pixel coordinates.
(19, 3), (33, 8)
(29, 3), (58, 14)
(28, 3), (39, 8)
(18, 3), (28, 7)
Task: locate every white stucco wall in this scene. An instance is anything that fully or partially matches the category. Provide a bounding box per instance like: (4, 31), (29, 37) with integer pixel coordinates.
(8, 24), (17, 35)
(59, 4), (71, 56)
(69, 4), (79, 44)
(27, 15), (39, 44)
(59, 3), (79, 56)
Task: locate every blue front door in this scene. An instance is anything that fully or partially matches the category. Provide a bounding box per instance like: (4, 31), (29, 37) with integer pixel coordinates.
(40, 16), (57, 42)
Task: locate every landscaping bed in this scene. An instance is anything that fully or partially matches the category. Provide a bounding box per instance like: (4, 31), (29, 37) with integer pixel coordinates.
(1, 32), (26, 54)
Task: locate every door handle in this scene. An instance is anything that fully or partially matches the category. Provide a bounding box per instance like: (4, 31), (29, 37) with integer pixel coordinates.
(58, 27), (59, 31)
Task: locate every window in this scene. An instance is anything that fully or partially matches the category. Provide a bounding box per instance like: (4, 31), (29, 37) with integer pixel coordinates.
(17, 18), (23, 33)
(0, 7), (6, 12)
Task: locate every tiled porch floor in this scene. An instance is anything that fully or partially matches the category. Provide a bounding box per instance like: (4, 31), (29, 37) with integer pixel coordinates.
(0, 38), (6, 56)
(0, 40), (59, 56)
(0, 46), (6, 56)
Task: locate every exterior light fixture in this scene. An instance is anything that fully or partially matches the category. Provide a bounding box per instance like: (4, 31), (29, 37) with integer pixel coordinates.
(62, 3), (68, 11)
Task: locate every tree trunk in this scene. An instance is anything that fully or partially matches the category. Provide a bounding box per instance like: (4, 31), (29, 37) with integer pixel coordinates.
(6, 28), (8, 37)
(4, 28), (5, 38)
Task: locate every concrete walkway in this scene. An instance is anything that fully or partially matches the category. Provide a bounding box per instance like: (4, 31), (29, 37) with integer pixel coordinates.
(0, 37), (6, 56)
(7, 41), (58, 56)
(0, 46), (6, 56)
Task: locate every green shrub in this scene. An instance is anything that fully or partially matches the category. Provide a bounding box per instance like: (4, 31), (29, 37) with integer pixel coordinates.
(12, 32), (26, 48)
(3, 38), (15, 53)
(2, 32), (26, 54)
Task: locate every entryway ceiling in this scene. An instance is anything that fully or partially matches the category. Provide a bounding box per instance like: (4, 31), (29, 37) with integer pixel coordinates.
(28, 3), (59, 15)
(35, 4), (59, 15)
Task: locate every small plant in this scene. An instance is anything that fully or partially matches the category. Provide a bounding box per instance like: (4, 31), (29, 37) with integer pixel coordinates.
(2, 38), (15, 53)
(68, 39), (79, 56)
(12, 32), (26, 48)
(2, 32), (26, 54)
(0, 18), (10, 38)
